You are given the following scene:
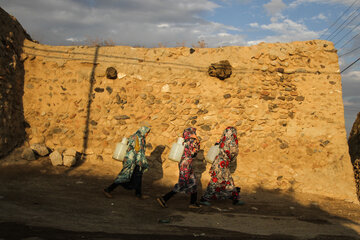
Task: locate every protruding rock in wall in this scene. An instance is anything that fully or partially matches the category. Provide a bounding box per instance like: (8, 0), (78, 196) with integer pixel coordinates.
(348, 112), (360, 200)
(0, 7), (32, 157)
(20, 39), (358, 202)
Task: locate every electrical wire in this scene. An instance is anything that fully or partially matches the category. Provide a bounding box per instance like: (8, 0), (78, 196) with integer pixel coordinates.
(339, 45), (360, 57)
(334, 21), (360, 46)
(338, 31), (360, 49)
(341, 56), (360, 73)
(328, 8), (360, 41)
(326, 4), (360, 40)
(320, 0), (359, 39)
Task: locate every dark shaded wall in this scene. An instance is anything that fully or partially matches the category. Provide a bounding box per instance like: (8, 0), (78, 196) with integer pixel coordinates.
(348, 112), (360, 201)
(0, 7), (32, 157)
(349, 112), (360, 164)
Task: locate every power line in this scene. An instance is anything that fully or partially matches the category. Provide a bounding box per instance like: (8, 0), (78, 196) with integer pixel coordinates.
(341, 56), (360, 73)
(326, 4), (360, 40)
(338, 31), (360, 49)
(339, 45), (360, 57)
(344, 107), (360, 112)
(334, 21), (360, 46)
(345, 106), (360, 110)
(320, 0), (359, 39)
(23, 45), (341, 75)
(328, 8), (360, 41)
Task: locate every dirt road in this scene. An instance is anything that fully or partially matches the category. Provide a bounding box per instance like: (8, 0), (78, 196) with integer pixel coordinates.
(0, 155), (359, 240)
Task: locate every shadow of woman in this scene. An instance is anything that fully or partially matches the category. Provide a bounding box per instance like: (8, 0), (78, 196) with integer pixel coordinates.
(193, 150), (207, 196)
(145, 145), (166, 185)
(229, 156), (238, 174)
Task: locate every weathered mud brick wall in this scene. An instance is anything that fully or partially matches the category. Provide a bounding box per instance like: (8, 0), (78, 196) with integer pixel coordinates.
(21, 38), (357, 202)
(0, 8), (31, 157)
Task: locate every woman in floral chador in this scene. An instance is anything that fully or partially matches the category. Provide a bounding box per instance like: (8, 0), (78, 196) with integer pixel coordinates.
(157, 127), (201, 208)
(200, 127), (244, 206)
(103, 126), (150, 199)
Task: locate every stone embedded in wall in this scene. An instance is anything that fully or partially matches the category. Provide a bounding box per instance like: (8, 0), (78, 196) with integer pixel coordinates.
(223, 94), (231, 99)
(161, 84), (170, 93)
(106, 86), (113, 94)
(208, 60), (232, 80)
(114, 115), (130, 120)
(106, 67), (117, 79)
(201, 125), (211, 131)
(94, 87), (104, 93)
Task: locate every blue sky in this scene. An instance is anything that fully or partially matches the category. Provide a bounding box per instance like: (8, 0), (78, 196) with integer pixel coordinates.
(1, 0), (360, 135)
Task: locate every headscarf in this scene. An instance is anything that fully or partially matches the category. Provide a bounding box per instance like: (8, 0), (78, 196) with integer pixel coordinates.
(218, 127), (239, 163)
(183, 127), (197, 141)
(182, 127), (200, 158)
(124, 126), (150, 170)
(134, 126), (150, 152)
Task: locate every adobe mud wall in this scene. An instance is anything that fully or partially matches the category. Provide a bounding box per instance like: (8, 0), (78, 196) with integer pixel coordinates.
(0, 8), (31, 157)
(19, 38), (358, 202)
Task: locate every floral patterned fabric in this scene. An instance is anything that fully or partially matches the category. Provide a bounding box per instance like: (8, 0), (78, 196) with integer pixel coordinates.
(202, 127), (240, 201)
(114, 126), (150, 184)
(173, 127), (200, 194)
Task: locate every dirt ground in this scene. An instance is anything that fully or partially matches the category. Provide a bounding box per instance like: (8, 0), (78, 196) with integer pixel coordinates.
(0, 149), (360, 240)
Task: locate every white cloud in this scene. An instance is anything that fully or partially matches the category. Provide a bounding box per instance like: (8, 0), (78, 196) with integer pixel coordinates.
(66, 37), (84, 42)
(343, 99), (355, 106)
(312, 13), (327, 20)
(249, 22), (259, 28)
(1, 0), (246, 47)
(218, 32), (231, 37)
(338, 57), (346, 68)
(247, 18), (319, 45)
(157, 24), (170, 28)
(289, 0), (356, 8)
(342, 70), (360, 81)
(343, 96), (360, 107)
(263, 0), (286, 17)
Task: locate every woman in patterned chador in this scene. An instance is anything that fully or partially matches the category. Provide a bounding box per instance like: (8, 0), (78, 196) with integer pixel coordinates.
(157, 127), (201, 208)
(103, 126), (150, 199)
(200, 127), (244, 206)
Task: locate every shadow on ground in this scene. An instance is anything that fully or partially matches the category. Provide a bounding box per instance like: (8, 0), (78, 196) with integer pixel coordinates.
(0, 159), (359, 240)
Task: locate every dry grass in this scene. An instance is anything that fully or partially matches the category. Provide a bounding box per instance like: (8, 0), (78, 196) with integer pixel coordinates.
(192, 40), (207, 48)
(85, 37), (115, 47)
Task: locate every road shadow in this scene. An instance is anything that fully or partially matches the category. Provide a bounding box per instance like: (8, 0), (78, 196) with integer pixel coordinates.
(0, 161), (359, 239)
